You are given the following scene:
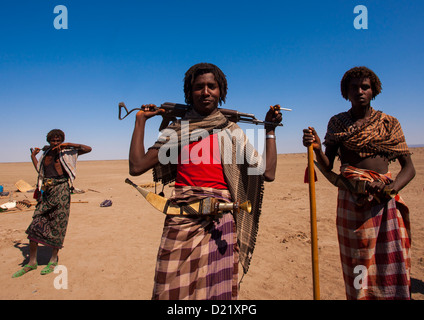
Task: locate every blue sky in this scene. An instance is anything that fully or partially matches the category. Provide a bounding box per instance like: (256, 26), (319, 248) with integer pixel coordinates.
(1, 0), (423, 162)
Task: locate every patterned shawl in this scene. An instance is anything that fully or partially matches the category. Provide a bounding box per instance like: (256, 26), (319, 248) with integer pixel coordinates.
(324, 107), (410, 160)
(149, 108), (265, 274)
(36, 148), (79, 190)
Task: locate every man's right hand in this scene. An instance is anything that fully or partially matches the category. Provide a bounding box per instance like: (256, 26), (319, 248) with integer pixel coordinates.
(136, 104), (164, 120)
(302, 127), (322, 151)
(31, 148), (40, 157)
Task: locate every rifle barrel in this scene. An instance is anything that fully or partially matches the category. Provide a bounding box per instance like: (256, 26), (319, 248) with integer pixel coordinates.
(118, 101), (290, 128)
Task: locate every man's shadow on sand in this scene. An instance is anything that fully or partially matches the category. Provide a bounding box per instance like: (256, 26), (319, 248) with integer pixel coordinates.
(13, 242), (52, 267)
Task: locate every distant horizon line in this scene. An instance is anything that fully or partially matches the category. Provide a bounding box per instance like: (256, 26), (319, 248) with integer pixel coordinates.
(1, 145), (423, 164)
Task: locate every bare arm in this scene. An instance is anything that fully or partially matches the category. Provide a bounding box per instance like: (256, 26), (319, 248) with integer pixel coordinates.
(54, 143), (92, 155)
(129, 105), (163, 176)
(302, 126), (338, 172)
(30, 148), (41, 172)
(263, 106), (283, 182)
(361, 153), (415, 197)
(75, 143), (92, 155)
(389, 154), (415, 193)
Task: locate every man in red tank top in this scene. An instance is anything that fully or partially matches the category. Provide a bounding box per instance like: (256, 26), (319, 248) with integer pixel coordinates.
(129, 63), (282, 299)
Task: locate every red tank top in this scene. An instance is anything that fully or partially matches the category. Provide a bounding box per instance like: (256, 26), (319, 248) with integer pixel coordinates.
(175, 133), (228, 189)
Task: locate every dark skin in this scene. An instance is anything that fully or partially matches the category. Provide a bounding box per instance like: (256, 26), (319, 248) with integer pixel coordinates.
(31, 136), (92, 173)
(129, 72), (282, 181)
(303, 77), (415, 197)
(25, 135), (91, 271)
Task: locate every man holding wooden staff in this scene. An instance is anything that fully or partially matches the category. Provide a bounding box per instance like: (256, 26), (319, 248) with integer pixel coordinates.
(129, 62), (282, 299)
(303, 66), (415, 299)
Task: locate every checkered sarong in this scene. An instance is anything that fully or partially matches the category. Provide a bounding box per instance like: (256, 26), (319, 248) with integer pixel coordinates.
(152, 213), (238, 300)
(336, 169), (411, 300)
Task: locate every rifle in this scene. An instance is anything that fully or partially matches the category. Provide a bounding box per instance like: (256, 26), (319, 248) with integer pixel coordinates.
(118, 102), (291, 131)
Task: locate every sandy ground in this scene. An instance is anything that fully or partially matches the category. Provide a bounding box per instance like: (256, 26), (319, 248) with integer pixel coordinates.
(1, 149), (423, 300)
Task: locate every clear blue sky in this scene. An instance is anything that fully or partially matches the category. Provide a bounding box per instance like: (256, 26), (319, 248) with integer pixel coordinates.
(1, 0), (423, 162)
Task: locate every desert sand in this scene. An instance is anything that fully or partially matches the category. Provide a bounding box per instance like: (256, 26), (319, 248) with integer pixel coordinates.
(1, 149), (423, 300)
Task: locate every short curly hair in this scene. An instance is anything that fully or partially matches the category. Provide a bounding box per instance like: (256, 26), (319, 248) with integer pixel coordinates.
(183, 62), (228, 106)
(46, 129), (65, 143)
(340, 66), (382, 100)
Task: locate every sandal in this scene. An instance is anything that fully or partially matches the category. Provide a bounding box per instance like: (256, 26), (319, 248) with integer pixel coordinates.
(12, 264), (38, 278)
(40, 260), (58, 275)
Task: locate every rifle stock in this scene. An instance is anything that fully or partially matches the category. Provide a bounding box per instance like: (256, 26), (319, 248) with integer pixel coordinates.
(118, 101), (290, 130)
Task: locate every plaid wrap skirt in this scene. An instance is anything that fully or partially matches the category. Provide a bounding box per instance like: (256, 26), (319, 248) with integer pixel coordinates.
(336, 188), (411, 300)
(152, 212), (239, 300)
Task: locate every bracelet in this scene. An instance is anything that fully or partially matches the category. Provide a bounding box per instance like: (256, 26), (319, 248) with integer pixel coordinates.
(266, 134), (276, 139)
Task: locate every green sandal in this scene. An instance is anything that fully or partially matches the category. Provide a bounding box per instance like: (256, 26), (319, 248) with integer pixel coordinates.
(40, 260), (58, 275)
(12, 264), (38, 278)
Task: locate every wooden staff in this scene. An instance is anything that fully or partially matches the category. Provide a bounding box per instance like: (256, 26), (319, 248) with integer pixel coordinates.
(307, 145), (320, 300)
